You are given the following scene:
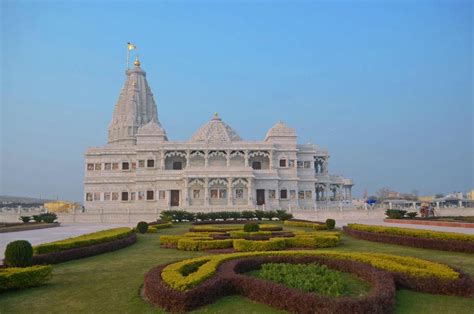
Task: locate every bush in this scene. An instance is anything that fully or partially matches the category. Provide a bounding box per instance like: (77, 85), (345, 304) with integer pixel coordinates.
(32, 215), (42, 223)
(0, 265), (53, 291)
(177, 238), (233, 251)
(254, 210), (266, 220)
(233, 238), (287, 252)
(275, 209), (293, 221)
(19, 216), (31, 223)
(38, 213), (58, 223)
(4, 240), (33, 267)
(285, 235), (340, 248)
(385, 209), (407, 219)
(243, 222), (260, 232)
(346, 224), (474, 242)
(136, 221), (149, 234)
(34, 227), (132, 254)
(147, 227), (157, 233)
(406, 212), (418, 219)
(259, 224), (283, 231)
(284, 219), (327, 230)
(325, 219), (336, 230)
(241, 210), (255, 220)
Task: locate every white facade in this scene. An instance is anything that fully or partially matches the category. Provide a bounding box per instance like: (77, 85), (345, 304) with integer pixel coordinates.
(84, 59), (353, 212)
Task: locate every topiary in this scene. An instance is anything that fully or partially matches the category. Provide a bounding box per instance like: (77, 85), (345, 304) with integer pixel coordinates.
(326, 219), (336, 230)
(243, 222), (260, 232)
(32, 215), (42, 223)
(40, 213), (58, 223)
(4, 240), (33, 267)
(136, 221), (149, 234)
(406, 212), (418, 219)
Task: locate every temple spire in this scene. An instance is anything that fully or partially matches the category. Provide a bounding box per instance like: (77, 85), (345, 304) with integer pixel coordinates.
(108, 59), (164, 145)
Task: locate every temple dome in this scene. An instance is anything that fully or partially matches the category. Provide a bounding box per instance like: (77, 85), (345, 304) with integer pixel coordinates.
(190, 113), (242, 143)
(265, 121), (296, 141)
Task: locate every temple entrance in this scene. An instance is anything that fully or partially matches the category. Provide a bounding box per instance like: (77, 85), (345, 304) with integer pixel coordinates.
(170, 190), (180, 206)
(256, 189), (265, 205)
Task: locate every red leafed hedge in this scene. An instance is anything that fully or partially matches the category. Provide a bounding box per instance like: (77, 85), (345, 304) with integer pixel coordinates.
(144, 256), (396, 313)
(32, 233), (137, 264)
(343, 226), (474, 254)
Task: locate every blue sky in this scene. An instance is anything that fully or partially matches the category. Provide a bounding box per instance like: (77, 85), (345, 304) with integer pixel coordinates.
(1, 0), (472, 201)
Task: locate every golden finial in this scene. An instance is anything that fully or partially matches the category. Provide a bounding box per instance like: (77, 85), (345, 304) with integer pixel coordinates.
(134, 55), (141, 67)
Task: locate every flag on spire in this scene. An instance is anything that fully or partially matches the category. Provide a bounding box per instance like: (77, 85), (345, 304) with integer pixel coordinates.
(127, 42), (136, 50)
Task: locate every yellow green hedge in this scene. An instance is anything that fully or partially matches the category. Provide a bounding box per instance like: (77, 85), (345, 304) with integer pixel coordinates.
(284, 220), (327, 230)
(233, 235), (340, 252)
(347, 224), (474, 242)
(191, 225), (242, 232)
(228, 231), (273, 238)
(33, 227), (133, 255)
(161, 251), (459, 291)
(154, 222), (172, 229)
(177, 238), (234, 251)
(160, 235), (212, 246)
(0, 265), (53, 291)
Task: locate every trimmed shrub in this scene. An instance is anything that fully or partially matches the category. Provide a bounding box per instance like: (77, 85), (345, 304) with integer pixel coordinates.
(19, 216), (31, 223)
(259, 224), (283, 231)
(4, 240), (33, 267)
(346, 224), (474, 242)
(243, 222), (259, 232)
(136, 221), (149, 234)
(147, 227), (157, 233)
(254, 210), (266, 220)
(32, 215), (42, 223)
(325, 219), (336, 230)
(344, 225), (474, 253)
(285, 235), (340, 248)
(33, 227), (132, 254)
(385, 209), (406, 219)
(190, 225), (242, 232)
(228, 231), (273, 238)
(284, 219), (327, 230)
(177, 238), (234, 251)
(241, 211), (256, 220)
(39, 213), (58, 223)
(32, 233), (137, 265)
(233, 238), (287, 252)
(160, 250), (460, 291)
(406, 212), (418, 219)
(0, 265), (53, 291)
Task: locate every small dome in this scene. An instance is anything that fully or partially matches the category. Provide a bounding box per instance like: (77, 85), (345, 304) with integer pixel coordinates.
(190, 113), (242, 143)
(265, 121), (296, 141)
(137, 120), (167, 138)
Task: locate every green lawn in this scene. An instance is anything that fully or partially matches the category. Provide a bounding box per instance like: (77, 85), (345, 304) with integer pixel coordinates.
(1, 222), (473, 314)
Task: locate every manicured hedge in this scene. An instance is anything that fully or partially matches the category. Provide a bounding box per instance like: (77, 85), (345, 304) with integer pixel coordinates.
(233, 235), (340, 252)
(144, 256), (397, 313)
(258, 224), (283, 231)
(189, 225), (243, 233)
(32, 233), (137, 265)
(344, 225), (474, 253)
(0, 265), (53, 292)
(284, 219), (327, 230)
(33, 227), (133, 254)
(177, 239), (234, 251)
(233, 238), (288, 252)
(347, 224), (474, 242)
(160, 250), (460, 292)
(228, 231), (273, 238)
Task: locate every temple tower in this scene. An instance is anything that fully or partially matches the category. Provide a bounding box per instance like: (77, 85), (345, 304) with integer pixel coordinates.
(108, 57), (163, 145)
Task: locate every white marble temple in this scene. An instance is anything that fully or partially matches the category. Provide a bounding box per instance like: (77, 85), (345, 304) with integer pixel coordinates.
(84, 58), (353, 213)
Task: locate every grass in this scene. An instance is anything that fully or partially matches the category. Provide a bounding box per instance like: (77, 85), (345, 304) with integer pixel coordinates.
(0, 222), (473, 313)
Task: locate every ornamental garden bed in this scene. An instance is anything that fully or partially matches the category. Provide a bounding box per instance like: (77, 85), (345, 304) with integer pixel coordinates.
(344, 224), (474, 253)
(384, 218), (474, 228)
(143, 251), (473, 312)
(159, 225), (341, 252)
(0, 222), (60, 233)
(32, 227), (137, 264)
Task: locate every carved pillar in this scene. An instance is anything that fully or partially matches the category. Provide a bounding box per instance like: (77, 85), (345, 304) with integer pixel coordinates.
(184, 179), (189, 207)
(204, 177), (209, 206)
(161, 150), (166, 170)
(205, 150), (209, 168)
(269, 150), (274, 169)
(186, 150), (190, 169)
(248, 179), (253, 206)
(226, 150), (231, 167)
(227, 178), (232, 206)
(244, 150), (249, 167)
(324, 184), (330, 201)
(323, 158), (328, 174)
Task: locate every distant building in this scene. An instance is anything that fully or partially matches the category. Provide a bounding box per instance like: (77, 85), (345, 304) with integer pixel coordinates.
(83, 58), (353, 212)
(467, 190), (474, 201)
(44, 201), (81, 213)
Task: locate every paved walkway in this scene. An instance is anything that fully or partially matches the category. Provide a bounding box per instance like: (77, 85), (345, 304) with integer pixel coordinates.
(0, 223), (133, 260)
